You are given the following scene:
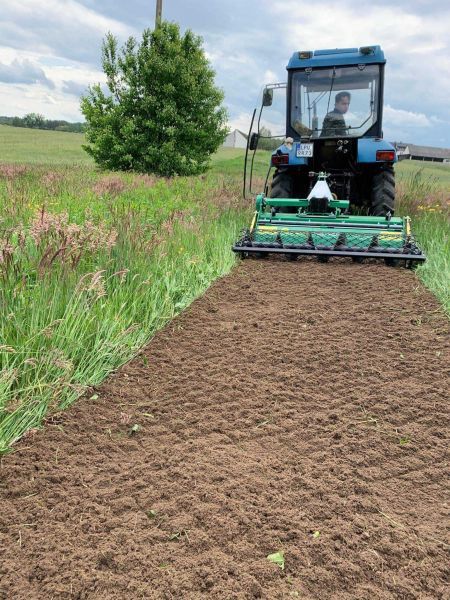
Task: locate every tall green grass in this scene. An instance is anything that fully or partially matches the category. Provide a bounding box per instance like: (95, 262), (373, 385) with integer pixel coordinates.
(413, 213), (449, 311)
(396, 158), (450, 191)
(0, 166), (251, 452)
(396, 169), (449, 313)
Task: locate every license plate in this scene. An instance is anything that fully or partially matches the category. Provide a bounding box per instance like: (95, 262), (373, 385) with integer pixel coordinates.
(296, 143), (313, 158)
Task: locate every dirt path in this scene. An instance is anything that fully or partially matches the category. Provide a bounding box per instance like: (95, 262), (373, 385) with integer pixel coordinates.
(1, 259), (449, 599)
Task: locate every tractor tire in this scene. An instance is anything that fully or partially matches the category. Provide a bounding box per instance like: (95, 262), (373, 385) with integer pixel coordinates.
(370, 167), (395, 216)
(270, 170), (293, 198)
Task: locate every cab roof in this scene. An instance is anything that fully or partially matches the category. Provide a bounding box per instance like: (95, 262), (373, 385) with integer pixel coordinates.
(287, 46), (385, 70)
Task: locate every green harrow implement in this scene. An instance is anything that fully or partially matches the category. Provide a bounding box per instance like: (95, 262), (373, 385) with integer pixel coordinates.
(233, 176), (425, 267)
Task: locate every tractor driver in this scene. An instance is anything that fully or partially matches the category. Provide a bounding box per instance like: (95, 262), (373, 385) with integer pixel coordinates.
(321, 91), (351, 137)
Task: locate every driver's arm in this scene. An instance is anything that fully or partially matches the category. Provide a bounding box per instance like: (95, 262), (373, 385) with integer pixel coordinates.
(293, 120), (312, 136)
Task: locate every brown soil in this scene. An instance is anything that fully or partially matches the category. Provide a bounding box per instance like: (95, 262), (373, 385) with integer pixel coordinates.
(1, 259), (449, 600)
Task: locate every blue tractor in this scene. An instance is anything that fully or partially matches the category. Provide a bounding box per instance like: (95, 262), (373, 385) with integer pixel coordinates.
(235, 46), (425, 266)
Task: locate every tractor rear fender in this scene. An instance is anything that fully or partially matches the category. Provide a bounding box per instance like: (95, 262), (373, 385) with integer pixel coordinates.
(357, 138), (398, 164)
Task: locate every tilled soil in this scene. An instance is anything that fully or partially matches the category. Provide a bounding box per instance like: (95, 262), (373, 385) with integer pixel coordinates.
(0, 259), (449, 600)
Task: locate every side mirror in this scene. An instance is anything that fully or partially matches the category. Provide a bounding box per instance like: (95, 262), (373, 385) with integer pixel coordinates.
(249, 132), (259, 151)
(262, 88), (273, 107)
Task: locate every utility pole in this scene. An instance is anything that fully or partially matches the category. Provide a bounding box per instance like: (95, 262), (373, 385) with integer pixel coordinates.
(155, 0), (162, 28)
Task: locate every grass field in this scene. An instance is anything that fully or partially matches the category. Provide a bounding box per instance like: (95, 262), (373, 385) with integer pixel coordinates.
(0, 124), (92, 165)
(0, 125), (448, 452)
(396, 157), (450, 190)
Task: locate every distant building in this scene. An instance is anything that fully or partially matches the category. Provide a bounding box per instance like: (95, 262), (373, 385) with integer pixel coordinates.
(393, 142), (450, 163)
(223, 129), (247, 149)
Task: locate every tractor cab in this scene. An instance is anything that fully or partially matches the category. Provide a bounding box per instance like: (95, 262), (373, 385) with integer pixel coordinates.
(289, 63), (381, 140)
(244, 46), (396, 215)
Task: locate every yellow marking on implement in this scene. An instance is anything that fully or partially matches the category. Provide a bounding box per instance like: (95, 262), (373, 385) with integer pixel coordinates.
(249, 211), (258, 233)
(405, 216), (411, 237)
(257, 226), (292, 232)
(379, 232), (402, 238)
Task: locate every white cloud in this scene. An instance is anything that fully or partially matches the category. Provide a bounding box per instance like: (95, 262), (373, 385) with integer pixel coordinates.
(268, 0), (445, 53)
(62, 80), (89, 97)
(45, 95), (58, 105)
(0, 81), (85, 121)
(0, 0), (136, 67)
(383, 105), (431, 128)
(2, 0), (134, 40)
(0, 58), (54, 88)
(0, 43), (106, 120)
(263, 70), (280, 83)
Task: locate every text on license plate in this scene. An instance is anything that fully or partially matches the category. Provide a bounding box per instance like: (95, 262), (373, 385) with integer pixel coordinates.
(296, 143), (313, 158)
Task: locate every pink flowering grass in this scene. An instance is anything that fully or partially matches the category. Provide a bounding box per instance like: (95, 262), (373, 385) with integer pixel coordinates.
(93, 175), (127, 198)
(0, 207), (118, 280)
(41, 170), (65, 195)
(131, 173), (157, 188)
(0, 164), (28, 180)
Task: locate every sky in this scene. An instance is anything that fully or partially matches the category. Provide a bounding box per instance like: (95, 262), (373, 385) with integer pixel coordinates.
(0, 0), (449, 147)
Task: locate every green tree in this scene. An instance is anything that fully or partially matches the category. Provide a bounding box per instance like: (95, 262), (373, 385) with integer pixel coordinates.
(81, 23), (228, 176)
(23, 113), (45, 129)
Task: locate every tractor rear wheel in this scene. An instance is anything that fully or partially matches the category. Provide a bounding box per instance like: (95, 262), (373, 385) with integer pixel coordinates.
(270, 170), (293, 198)
(371, 166), (395, 216)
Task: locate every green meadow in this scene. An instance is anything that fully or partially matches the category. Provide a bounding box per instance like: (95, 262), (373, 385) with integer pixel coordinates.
(0, 124), (448, 452)
(0, 124), (92, 165)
